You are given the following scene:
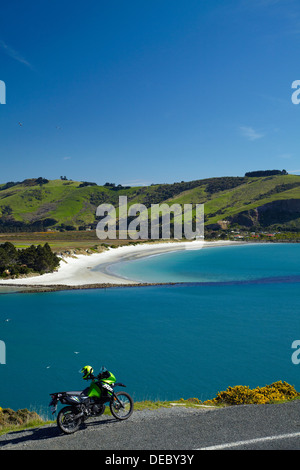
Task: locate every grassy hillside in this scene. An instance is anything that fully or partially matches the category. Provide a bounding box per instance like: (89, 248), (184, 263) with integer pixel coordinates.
(0, 173), (299, 232)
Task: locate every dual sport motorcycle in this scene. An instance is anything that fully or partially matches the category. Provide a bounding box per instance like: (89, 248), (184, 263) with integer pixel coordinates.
(49, 367), (134, 434)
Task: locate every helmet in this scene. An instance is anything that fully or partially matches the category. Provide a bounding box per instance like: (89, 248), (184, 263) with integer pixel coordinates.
(81, 365), (93, 380)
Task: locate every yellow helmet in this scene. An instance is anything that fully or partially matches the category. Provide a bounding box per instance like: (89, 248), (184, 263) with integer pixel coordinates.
(81, 365), (93, 380)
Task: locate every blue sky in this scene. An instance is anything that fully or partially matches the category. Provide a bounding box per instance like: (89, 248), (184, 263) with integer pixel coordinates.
(0, 0), (300, 185)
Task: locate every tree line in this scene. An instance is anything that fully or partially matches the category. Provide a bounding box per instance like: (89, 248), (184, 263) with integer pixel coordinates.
(245, 170), (288, 177)
(0, 242), (60, 278)
(0, 177), (49, 191)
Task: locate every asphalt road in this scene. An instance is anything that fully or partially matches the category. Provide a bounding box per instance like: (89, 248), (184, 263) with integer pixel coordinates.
(1, 401), (300, 452)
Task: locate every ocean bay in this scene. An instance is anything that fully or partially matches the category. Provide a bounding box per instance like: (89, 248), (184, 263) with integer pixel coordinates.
(0, 243), (299, 414)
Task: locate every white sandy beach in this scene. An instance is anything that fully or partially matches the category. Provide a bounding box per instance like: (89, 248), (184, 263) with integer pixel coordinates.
(0, 239), (240, 287)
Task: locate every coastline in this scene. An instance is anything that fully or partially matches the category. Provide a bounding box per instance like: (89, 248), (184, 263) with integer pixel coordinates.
(0, 239), (242, 290)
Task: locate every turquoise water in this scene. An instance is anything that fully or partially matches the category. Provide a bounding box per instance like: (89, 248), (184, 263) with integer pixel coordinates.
(108, 243), (300, 283)
(0, 243), (299, 415)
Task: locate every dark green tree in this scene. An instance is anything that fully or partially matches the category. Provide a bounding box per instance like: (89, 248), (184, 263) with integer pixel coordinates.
(0, 247), (10, 269)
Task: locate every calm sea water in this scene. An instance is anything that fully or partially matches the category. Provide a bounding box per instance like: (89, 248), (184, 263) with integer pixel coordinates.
(0, 243), (299, 415)
(108, 242), (300, 283)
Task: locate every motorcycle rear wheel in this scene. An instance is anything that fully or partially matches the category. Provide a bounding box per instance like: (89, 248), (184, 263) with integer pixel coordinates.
(57, 406), (83, 434)
(110, 391), (134, 420)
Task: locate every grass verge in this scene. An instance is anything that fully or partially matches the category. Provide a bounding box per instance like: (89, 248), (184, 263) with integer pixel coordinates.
(1, 381), (299, 436)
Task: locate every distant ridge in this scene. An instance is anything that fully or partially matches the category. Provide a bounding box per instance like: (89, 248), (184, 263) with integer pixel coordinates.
(0, 171), (299, 232)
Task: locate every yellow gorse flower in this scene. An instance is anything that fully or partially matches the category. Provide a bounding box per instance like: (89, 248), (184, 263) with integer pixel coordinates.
(203, 381), (299, 406)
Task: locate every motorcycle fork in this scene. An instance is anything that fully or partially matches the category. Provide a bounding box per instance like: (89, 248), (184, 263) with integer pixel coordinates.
(112, 392), (124, 408)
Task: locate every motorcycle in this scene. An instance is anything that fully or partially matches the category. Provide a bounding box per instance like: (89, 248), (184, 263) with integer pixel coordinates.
(49, 367), (134, 434)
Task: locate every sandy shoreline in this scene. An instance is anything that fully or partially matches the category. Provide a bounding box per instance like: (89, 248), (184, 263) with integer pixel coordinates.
(0, 239), (241, 288)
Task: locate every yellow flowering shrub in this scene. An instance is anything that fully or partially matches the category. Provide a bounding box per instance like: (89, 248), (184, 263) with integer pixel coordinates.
(203, 381), (300, 406)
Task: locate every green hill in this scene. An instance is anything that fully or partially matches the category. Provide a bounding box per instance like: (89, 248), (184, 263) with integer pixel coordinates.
(0, 172), (299, 232)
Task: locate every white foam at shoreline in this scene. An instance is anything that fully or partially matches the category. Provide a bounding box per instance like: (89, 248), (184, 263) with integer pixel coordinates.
(0, 240), (241, 287)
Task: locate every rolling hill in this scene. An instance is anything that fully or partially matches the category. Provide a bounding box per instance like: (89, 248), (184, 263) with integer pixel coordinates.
(0, 171), (299, 233)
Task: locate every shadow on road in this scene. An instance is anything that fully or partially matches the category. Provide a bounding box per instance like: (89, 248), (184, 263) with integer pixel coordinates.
(0, 425), (60, 448)
(0, 416), (117, 449)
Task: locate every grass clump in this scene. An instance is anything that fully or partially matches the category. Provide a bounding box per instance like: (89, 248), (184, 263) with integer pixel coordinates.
(0, 407), (46, 436)
(125, 400), (173, 411)
(133, 397), (207, 410)
(203, 381), (300, 406)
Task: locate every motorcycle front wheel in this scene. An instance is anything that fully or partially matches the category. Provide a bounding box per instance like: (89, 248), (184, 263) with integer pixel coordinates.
(57, 406), (83, 434)
(110, 392), (134, 420)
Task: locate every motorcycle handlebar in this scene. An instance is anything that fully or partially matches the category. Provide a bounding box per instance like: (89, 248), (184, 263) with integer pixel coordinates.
(84, 370), (112, 381)
(85, 373), (102, 380)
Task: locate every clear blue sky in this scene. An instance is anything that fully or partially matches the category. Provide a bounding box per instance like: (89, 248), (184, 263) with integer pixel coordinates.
(0, 0), (299, 185)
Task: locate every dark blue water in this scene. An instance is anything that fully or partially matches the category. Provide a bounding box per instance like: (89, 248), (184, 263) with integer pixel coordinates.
(0, 243), (299, 416)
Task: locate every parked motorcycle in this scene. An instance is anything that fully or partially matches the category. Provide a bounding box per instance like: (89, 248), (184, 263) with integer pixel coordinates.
(49, 366), (134, 434)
